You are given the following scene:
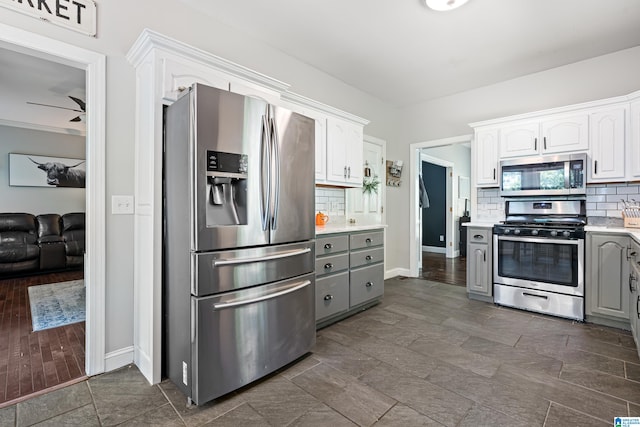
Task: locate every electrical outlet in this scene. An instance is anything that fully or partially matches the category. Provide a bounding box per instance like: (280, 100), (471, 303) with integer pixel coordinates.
(439, 235), (444, 242)
(331, 201), (340, 211)
(112, 195), (134, 215)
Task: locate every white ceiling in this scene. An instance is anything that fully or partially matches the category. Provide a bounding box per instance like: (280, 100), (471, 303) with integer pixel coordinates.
(180, 0), (640, 107)
(0, 46), (85, 134)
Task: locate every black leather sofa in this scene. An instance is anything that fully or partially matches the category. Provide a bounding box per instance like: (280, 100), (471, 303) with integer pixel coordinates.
(0, 212), (85, 276)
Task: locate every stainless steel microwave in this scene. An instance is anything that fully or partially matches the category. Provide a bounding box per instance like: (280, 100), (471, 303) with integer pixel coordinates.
(499, 153), (587, 197)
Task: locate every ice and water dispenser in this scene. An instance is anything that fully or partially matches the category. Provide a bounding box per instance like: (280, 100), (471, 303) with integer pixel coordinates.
(205, 150), (248, 226)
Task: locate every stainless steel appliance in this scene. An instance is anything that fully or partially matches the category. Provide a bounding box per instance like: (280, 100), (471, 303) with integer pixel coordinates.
(493, 198), (586, 320)
(500, 153), (586, 197)
(163, 83), (316, 405)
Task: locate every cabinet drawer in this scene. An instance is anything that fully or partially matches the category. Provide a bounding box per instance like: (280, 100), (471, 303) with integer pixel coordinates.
(316, 272), (349, 321)
(315, 253), (349, 277)
(350, 263), (384, 307)
(468, 229), (490, 244)
(316, 235), (349, 255)
(350, 247), (384, 269)
(350, 230), (384, 250)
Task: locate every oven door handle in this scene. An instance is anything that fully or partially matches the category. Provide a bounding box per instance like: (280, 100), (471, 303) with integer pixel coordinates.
(496, 235), (580, 245)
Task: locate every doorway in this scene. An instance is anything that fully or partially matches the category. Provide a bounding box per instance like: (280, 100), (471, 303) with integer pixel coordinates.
(409, 135), (472, 279)
(0, 23), (107, 403)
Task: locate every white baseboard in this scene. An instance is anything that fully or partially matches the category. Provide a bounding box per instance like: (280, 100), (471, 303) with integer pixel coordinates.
(385, 267), (412, 279)
(105, 346), (134, 372)
(422, 246), (446, 254)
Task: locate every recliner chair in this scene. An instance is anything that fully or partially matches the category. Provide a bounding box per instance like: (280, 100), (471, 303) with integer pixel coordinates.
(0, 213), (40, 274)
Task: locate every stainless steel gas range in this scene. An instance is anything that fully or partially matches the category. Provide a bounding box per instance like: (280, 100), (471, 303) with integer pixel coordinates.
(493, 198), (586, 321)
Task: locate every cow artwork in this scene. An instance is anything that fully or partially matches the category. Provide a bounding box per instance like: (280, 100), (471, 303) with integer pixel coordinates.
(28, 158), (86, 188)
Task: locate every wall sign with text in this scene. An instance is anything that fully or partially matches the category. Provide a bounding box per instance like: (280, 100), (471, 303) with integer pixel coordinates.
(0, 0), (97, 37)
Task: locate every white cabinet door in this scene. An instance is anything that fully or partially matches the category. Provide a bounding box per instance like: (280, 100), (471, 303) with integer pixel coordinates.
(162, 57), (229, 102)
(541, 114), (589, 154)
(474, 129), (499, 186)
(630, 99), (640, 179)
(499, 122), (539, 158)
(347, 139), (384, 218)
(326, 117), (363, 187)
(588, 108), (626, 182)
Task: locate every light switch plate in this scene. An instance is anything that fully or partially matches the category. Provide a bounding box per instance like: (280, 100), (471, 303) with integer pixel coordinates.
(112, 195), (134, 215)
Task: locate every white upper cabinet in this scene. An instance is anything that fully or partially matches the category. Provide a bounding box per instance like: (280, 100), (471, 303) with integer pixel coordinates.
(500, 114), (588, 159)
(474, 128), (499, 187)
(326, 117), (364, 187)
(588, 107), (626, 182)
(630, 95), (640, 179)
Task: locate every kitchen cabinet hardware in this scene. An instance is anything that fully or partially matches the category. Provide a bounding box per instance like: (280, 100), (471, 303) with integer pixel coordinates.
(324, 294), (333, 301)
(365, 238), (372, 243)
(594, 160), (598, 174)
(630, 273), (637, 292)
(523, 292), (548, 299)
(365, 255), (373, 261)
(365, 281), (373, 288)
(324, 263), (333, 269)
(544, 136), (547, 150)
(474, 234), (483, 239)
(483, 250), (486, 262)
(637, 295), (640, 319)
(347, 166), (351, 178)
(493, 168), (496, 180)
(324, 243), (332, 249)
(534, 137), (537, 151)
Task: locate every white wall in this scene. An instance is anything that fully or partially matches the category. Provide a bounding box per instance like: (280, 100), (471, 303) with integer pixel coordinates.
(384, 46), (640, 274)
(0, 125), (85, 214)
(0, 1), (399, 359)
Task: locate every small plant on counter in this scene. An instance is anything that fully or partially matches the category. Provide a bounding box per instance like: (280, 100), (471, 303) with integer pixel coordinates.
(362, 175), (380, 194)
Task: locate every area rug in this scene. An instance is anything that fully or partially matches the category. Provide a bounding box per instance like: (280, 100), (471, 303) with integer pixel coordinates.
(28, 280), (85, 331)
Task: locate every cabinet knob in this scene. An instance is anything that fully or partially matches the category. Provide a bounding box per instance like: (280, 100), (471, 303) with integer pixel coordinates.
(324, 294), (333, 301)
(365, 238), (372, 244)
(324, 243), (332, 249)
(324, 263), (333, 270)
(365, 281), (374, 288)
(365, 255), (373, 261)
(474, 234), (483, 239)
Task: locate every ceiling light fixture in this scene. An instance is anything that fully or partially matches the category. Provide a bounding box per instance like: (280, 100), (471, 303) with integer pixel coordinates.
(425, 0), (470, 11)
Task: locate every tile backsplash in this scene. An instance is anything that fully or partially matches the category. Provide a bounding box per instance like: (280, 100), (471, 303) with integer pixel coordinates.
(315, 187), (345, 217)
(476, 183), (640, 223)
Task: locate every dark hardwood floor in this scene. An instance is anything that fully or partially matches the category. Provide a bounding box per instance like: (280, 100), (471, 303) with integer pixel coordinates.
(0, 270), (85, 407)
(421, 251), (467, 287)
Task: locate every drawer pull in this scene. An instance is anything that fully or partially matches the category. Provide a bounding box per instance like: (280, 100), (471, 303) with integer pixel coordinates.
(324, 243), (332, 249)
(473, 234), (483, 239)
(365, 281), (374, 288)
(365, 255), (373, 261)
(324, 263), (333, 269)
(523, 292), (547, 300)
(324, 294), (333, 301)
(365, 238), (372, 244)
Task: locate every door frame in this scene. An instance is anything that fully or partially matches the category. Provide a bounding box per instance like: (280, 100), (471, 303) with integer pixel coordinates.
(419, 153), (454, 259)
(0, 23), (107, 376)
(409, 134), (471, 278)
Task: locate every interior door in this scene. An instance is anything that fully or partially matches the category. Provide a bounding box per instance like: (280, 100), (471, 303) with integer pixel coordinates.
(347, 139), (384, 221)
(269, 107), (316, 244)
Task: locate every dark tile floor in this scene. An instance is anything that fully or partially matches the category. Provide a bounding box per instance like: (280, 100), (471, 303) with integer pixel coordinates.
(1, 276), (639, 426)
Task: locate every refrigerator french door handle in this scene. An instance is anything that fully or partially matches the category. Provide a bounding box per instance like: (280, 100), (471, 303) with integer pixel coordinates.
(212, 280), (311, 310)
(260, 114), (271, 231)
(269, 114), (280, 231)
(212, 247), (312, 267)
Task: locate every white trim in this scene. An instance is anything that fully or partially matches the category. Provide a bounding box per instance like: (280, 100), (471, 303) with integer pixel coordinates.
(385, 267), (411, 279)
(0, 118), (86, 137)
(422, 246), (447, 254)
(105, 346), (135, 372)
(282, 91), (370, 126)
(410, 135), (472, 278)
(0, 23), (106, 376)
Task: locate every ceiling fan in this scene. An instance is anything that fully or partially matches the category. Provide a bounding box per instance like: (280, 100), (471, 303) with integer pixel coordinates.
(27, 95), (86, 122)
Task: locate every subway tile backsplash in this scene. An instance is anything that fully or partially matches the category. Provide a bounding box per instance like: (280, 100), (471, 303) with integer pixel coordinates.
(476, 183), (640, 223)
(315, 187), (345, 216)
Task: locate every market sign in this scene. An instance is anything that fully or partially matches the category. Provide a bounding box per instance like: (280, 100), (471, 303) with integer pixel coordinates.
(0, 0), (97, 36)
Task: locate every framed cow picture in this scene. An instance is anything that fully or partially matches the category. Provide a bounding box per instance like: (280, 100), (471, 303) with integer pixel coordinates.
(9, 153), (86, 188)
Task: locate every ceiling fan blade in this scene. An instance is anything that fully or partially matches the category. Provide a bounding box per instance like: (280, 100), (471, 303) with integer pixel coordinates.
(69, 116), (83, 122)
(68, 96), (86, 112)
(26, 101), (83, 113)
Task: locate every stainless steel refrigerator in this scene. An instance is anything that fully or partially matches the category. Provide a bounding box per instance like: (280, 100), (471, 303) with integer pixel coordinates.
(163, 83), (316, 405)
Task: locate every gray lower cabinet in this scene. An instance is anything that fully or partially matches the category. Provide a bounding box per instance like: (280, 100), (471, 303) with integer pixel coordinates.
(629, 238), (640, 357)
(586, 233), (630, 322)
(466, 227), (492, 301)
(315, 229), (384, 327)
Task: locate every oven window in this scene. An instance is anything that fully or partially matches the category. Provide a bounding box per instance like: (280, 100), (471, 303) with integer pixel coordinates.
(502, 162), (566, 191)
(497, 239), (578, 286)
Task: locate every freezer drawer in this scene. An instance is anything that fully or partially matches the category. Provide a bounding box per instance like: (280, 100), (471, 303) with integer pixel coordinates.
(315, 253), (349, 277)
(193, 241), (314, 296)
(316, 272), (349, 321)
(191, 272), (315, 405)
(350, 247), (384, 269)
(350, 263), (384, 307)
(316, 235), (349, 256)
(350, 231), (383, 250)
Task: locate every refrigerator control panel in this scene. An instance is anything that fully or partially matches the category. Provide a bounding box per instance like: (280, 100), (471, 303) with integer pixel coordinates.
(207, 151), (248, 175)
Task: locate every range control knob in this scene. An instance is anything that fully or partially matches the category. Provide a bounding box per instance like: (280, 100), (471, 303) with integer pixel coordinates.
(562, 231), (571, 238)
(531, 229), (539, 236)
(550, 230), (558, 237)
(504, 229), (511, 234)
(514, 229), (521, 235)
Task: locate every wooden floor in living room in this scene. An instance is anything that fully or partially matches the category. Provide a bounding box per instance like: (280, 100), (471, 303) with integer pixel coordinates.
(422, 251), (467, 287)
(0, 270), (85, 407)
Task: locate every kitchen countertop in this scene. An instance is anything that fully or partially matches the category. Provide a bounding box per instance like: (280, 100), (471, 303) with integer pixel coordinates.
(316, 221), (386, 235)
(585, 225), (640, 243)
(462, 222), (497, 228)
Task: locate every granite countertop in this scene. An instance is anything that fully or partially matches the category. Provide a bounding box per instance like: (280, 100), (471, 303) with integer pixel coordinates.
(316, 221), (387, 235)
